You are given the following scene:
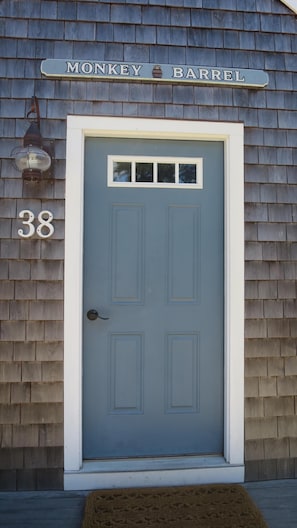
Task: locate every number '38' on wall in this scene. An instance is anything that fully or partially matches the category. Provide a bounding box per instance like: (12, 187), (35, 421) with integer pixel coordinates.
(18, 210), (55, 239)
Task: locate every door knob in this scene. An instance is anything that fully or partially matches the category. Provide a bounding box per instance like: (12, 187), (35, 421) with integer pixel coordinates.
(87, 309), (109, 321)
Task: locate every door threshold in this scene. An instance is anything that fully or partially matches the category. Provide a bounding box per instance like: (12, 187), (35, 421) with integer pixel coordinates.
(80, 455), (228, 473)
(64, 456), (244, 490)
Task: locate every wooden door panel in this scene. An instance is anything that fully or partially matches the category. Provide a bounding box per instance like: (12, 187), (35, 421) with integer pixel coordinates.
(83, 137), (224, 459)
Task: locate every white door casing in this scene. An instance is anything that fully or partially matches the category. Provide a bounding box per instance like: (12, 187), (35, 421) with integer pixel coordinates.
(64, 116), (244, 490)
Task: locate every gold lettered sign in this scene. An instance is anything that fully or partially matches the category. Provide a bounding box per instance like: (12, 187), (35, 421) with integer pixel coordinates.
(41, 59), (269, 88)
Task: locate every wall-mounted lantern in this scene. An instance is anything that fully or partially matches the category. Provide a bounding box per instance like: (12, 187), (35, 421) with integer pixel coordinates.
(11, 96), (54, 181)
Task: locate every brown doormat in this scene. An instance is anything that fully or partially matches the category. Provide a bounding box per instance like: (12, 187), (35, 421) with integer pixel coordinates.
(82, 484), (268, 528)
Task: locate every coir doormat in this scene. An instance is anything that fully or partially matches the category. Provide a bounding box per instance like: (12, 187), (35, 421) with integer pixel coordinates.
(82, 484), (268, 528)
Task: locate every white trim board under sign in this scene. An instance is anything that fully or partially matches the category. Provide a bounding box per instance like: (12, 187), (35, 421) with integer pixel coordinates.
(280, 0), (297, 13)
(41, 59), (269, 88)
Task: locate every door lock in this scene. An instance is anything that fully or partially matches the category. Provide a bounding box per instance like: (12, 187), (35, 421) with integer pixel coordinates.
(87, 309), (109, 321)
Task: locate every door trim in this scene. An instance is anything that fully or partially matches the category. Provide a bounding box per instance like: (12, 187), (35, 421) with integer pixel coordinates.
(64, 116), (244, 489)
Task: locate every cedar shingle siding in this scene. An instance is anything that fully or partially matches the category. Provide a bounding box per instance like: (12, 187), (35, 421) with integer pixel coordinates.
(0, 0), (297, 489)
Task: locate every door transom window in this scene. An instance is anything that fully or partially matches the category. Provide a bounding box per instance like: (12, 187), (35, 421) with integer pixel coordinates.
(108, 156), (203, 189)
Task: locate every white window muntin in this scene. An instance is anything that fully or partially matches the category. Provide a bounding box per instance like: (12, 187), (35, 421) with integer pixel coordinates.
(108, 155), (203, 188)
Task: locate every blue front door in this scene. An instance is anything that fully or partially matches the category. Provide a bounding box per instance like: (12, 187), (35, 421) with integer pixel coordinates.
(83, 137), (224, 459)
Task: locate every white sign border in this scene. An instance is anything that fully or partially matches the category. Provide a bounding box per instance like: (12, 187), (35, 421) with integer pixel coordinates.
(41, 59), (269, 88)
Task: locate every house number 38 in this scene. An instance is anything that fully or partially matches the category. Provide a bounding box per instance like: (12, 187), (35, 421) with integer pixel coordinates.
(18, 210), (55, 239)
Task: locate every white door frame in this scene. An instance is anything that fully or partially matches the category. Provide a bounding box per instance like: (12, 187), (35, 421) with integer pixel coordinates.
(64, 116), (244, 490)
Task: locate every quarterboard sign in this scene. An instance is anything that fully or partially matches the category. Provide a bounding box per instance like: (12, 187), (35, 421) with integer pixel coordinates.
(41, 59), (269, 88)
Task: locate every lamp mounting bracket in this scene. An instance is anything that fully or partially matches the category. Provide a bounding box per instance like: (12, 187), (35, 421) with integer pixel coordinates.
(27, 96), (40, 127)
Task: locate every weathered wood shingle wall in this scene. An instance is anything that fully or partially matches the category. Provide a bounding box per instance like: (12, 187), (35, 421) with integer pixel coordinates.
(0, 0), (296, 489)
